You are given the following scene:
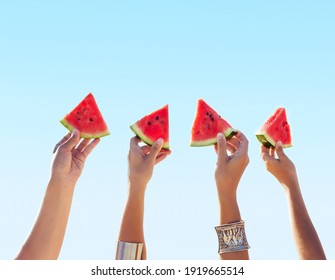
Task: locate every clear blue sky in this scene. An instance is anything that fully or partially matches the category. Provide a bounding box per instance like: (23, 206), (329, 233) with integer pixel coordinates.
(0, 0), (334, 260)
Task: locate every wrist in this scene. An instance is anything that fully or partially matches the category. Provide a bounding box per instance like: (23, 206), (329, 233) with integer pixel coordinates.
(48, 177), (76, 192)
(218, 194), (238, 212)
(216, 183), (238, 200)
(128, 181), (147, 197)
(219, 200), (241, 225)
(217, 191), (240, 225)
(45, 180), (75, 205)
(282, 180), (300, 195)
(285, 183), (302, 199)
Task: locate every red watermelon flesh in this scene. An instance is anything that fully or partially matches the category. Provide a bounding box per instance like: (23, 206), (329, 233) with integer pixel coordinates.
(60, 93), (110, 138)
(256, 108), (292, 148)
(130, 105), (170, 149)
(190, 99), (238, 147)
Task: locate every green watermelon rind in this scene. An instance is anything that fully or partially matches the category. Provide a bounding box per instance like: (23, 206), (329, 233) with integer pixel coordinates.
(256, 131), (293, 149)
(190, 128), (238, 147)
(60, 118), (111, 139)
(130, 123), (170, 150)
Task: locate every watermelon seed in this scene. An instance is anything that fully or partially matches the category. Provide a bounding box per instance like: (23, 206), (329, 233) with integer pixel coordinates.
(89, 118), (94, 122)
(156, 116), (159, 120)
(148, 121), (152, 125)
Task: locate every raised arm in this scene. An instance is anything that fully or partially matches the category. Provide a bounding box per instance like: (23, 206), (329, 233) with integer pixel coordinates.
(16, 130), (100, 260)
(214, 132), (250, 260)
(116, 137), (171, 260)
(260, 141), (326, 260)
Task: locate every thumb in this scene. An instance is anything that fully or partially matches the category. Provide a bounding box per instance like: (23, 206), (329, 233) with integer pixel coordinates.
(275, 141), (286, 159)
(62, 129), (81, 151)
(217, 133), (228, 162)
(149, 138), (164, 161)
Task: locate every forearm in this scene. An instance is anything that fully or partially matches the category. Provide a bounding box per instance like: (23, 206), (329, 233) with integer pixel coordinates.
(217, 189), (249, 260)
(286, 184), (326, 260)
(16, 180), (75, 260)
(218, 192), (241, 224)
(118, 185), (146, 259)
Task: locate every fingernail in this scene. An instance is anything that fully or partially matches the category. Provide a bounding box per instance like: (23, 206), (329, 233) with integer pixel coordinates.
(218, 133), (224, 140)
(157, 138), (164, 146)
(277, 141), (282, 147)
(73, 129), (79, 136)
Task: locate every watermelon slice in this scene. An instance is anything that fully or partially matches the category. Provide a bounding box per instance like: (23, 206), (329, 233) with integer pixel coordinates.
(190, 99), (238, 147)
(130, 105), (170, 149)
(256, 108), (292, 148)
(60, 93), (110, 138)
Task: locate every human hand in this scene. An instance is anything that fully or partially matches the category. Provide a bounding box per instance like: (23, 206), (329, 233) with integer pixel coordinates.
(260, 141), (299, 191)
(51, 129), (100, 187)
(128, 137), (171, 193)
(214, 132), (249, 197)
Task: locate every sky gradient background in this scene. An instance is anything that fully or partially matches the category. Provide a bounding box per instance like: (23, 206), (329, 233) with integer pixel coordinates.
(0, 0), (334, 260)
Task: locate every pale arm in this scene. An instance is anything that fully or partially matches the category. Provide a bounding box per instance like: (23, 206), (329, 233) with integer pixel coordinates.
(15, 181), (76, 260)
(16, 130), (100, 260)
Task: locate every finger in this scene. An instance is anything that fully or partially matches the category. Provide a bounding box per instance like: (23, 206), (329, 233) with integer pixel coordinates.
(260, 145), (272, 162)
(214, 144), (219, 154)
(148, 138), (164, 162)
(235, 131), (248, 145)
(227, 136), (240, 150)
(159, 149), (172, 157)
(233, 131), (249, 156)
(216, 133), (228, 162)
(82, 138), (101, 158)
(76, 138), (91, 152)
(130, 136), (143, 152)
(142, 145), (170, 155)
(275, 141), (286, 160)
(261, 145), (270, 155)
(269, 147), (275, 158)
(226, 142), (237, 154)
(141, 145), (152, 155)
(130, 136), (141, 146)
(53, 133), (71, 153)
(60, 129), (81, 152)
(155, 150), (172, 165)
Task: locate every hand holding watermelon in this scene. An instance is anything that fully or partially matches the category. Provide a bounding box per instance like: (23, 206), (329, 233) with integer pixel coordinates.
(214, 131), (250, 196)
(52, 129), (101, 186)
(128, 136), (171, 191)
(260, 141), (298, 191)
